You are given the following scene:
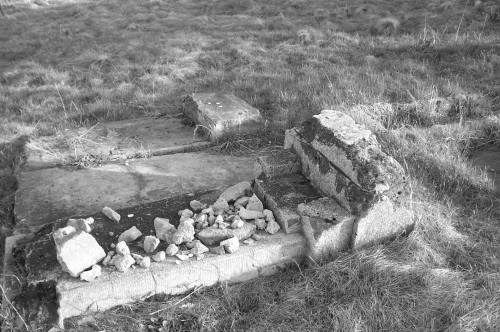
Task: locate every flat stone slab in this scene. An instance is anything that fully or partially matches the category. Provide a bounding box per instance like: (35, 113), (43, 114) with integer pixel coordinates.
(253, 173), (321, 233)
(15, 152), (254, 233)
(57, 232), (305, 323)
(183, 93), (263, 140)
(25, 115), (211, 170)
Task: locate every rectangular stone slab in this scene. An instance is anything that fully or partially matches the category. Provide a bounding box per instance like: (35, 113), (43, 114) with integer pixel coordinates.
(24, 115), (211, 170)
(15, 152), (254, 233)
(183, 93), (263, 140)
(57, 232), (306, 323)
(253, 174), (321, 233)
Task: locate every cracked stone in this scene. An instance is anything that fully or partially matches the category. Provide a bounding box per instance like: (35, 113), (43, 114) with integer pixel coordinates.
(144, 236), (160, 253)
(118, 226), (142, 243)
(102, 206), (120, 223)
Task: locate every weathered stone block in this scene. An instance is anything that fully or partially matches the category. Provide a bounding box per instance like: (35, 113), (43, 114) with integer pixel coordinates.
(183, 93), (263, 140)
(294, 110), (406, 198)
(253, 149), (301, 179)
(53, 227), (106, 277)
(298, 197), (355, 259)
(253, 174), (321, 233)
(352, 199), (413, 249)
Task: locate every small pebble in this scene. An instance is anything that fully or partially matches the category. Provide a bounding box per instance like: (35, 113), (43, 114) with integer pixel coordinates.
(152, 251), (166, 262)
(127, 214), (134, 218)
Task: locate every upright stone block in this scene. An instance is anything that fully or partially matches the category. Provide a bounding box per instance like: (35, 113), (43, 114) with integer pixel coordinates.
(183, 93), (264, 140)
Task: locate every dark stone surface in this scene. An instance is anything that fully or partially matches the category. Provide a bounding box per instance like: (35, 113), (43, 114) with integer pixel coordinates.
(20, 190), (221, 285)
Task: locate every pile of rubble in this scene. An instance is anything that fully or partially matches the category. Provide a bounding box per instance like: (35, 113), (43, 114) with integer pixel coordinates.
(53, 181), (281, 282)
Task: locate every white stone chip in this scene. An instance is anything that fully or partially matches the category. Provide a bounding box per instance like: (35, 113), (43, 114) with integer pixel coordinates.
(220, 236), (239, 253)
(53, 227), (106, 277)
(102, 206), (121, 223)
(80, 265), (102, 282)
(165, 244), (179, 256)
(143, 235), (160, 253)
(117, 226), (142, 243)
(111, 254), (135, 272)
(265, 220), (281, 235)
(152, 251), (166, 262)
(102, 251), (115, 266)
(254, 218), (266, 230)
(115, 241), (130, 256)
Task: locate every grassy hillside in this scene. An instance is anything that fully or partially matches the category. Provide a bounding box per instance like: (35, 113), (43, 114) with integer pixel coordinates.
(0, 0), (499, 330)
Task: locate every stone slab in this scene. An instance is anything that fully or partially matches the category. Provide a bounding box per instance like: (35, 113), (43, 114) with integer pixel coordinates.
(253, 149), (300, 179)
(295, 110), (406, 196)
(285, 128), (372, 214)
(183, 93), (263, 140)
(253, 174), (321, 233)
(56, 232), (305, 323)
(352, 199), (414, 249)
(15, 152), (254, 233)
(25, 115), (211, 170)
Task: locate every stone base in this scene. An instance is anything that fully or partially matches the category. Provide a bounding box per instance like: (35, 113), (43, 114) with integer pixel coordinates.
(183, 93), (264, 141)
(253, 174), (321, 233)
(57, 232), (306, 325)
(352, 199), (413, 249)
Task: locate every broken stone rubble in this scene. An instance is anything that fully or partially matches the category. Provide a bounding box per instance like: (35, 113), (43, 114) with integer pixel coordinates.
(117, 226), (142, 243)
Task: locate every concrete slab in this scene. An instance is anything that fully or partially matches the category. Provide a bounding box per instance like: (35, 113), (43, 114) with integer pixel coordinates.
(25, 115), (211, 170)
(56, 232), (306, 323)
(183, 93), (263, 140)
(15, 152), (254, 233)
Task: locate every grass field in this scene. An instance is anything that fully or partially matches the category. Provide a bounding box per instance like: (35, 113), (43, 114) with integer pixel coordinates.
(1, 0), (499, 330)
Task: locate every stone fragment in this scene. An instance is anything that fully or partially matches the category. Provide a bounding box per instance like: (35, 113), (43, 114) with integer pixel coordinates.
(263, 209), (275, 223)
(201, 207), (214, 215)
(252, 233), (265, 241)
(231, 216), (244, 229)
(165, 244), (179, 256)
(254, 218), (266, 230)
(190, 240), (209, 255)
(67, 218), (92, 233)
(302, 215), (354, 259)
(132, 254), (151, 268)
(172, 219), (195, 245)
(102, 206), (120, 223)
(152, 251), (166, 262)
(175, 253), (190, 261)
(265, 220), (281, 234)
(243, 238), (255, 245)
(189, 200), (206, 212)
(209, 246), (226, 255)
(246, 194), (264, 212)
(127, 214), (134, 218)
(53, 227), (106, 277)
(111, 253), (135, 272)
(143, 236), (160, 253)
(80, 265), (102, 282)
(212, 197), (229, 215)
(220, 237), (239, 253)
(196, 227), (232, 246)
(115, 241), (130, 256)
(154, 217), (175, 242)
(179, 209), (194, 222)
(234, 196), (250, 209)
(196, 254), (205, 260)
(102, 251), (115, 266)
(231, 221), (257, 241)
(208, 215), (216, 226)
(219, 181), (252, 202)
(238, 207), (264, 220)
(117, 226), (142, 243)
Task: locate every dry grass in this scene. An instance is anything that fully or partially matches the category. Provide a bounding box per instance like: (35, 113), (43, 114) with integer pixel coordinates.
(0, 0), (499, 330)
